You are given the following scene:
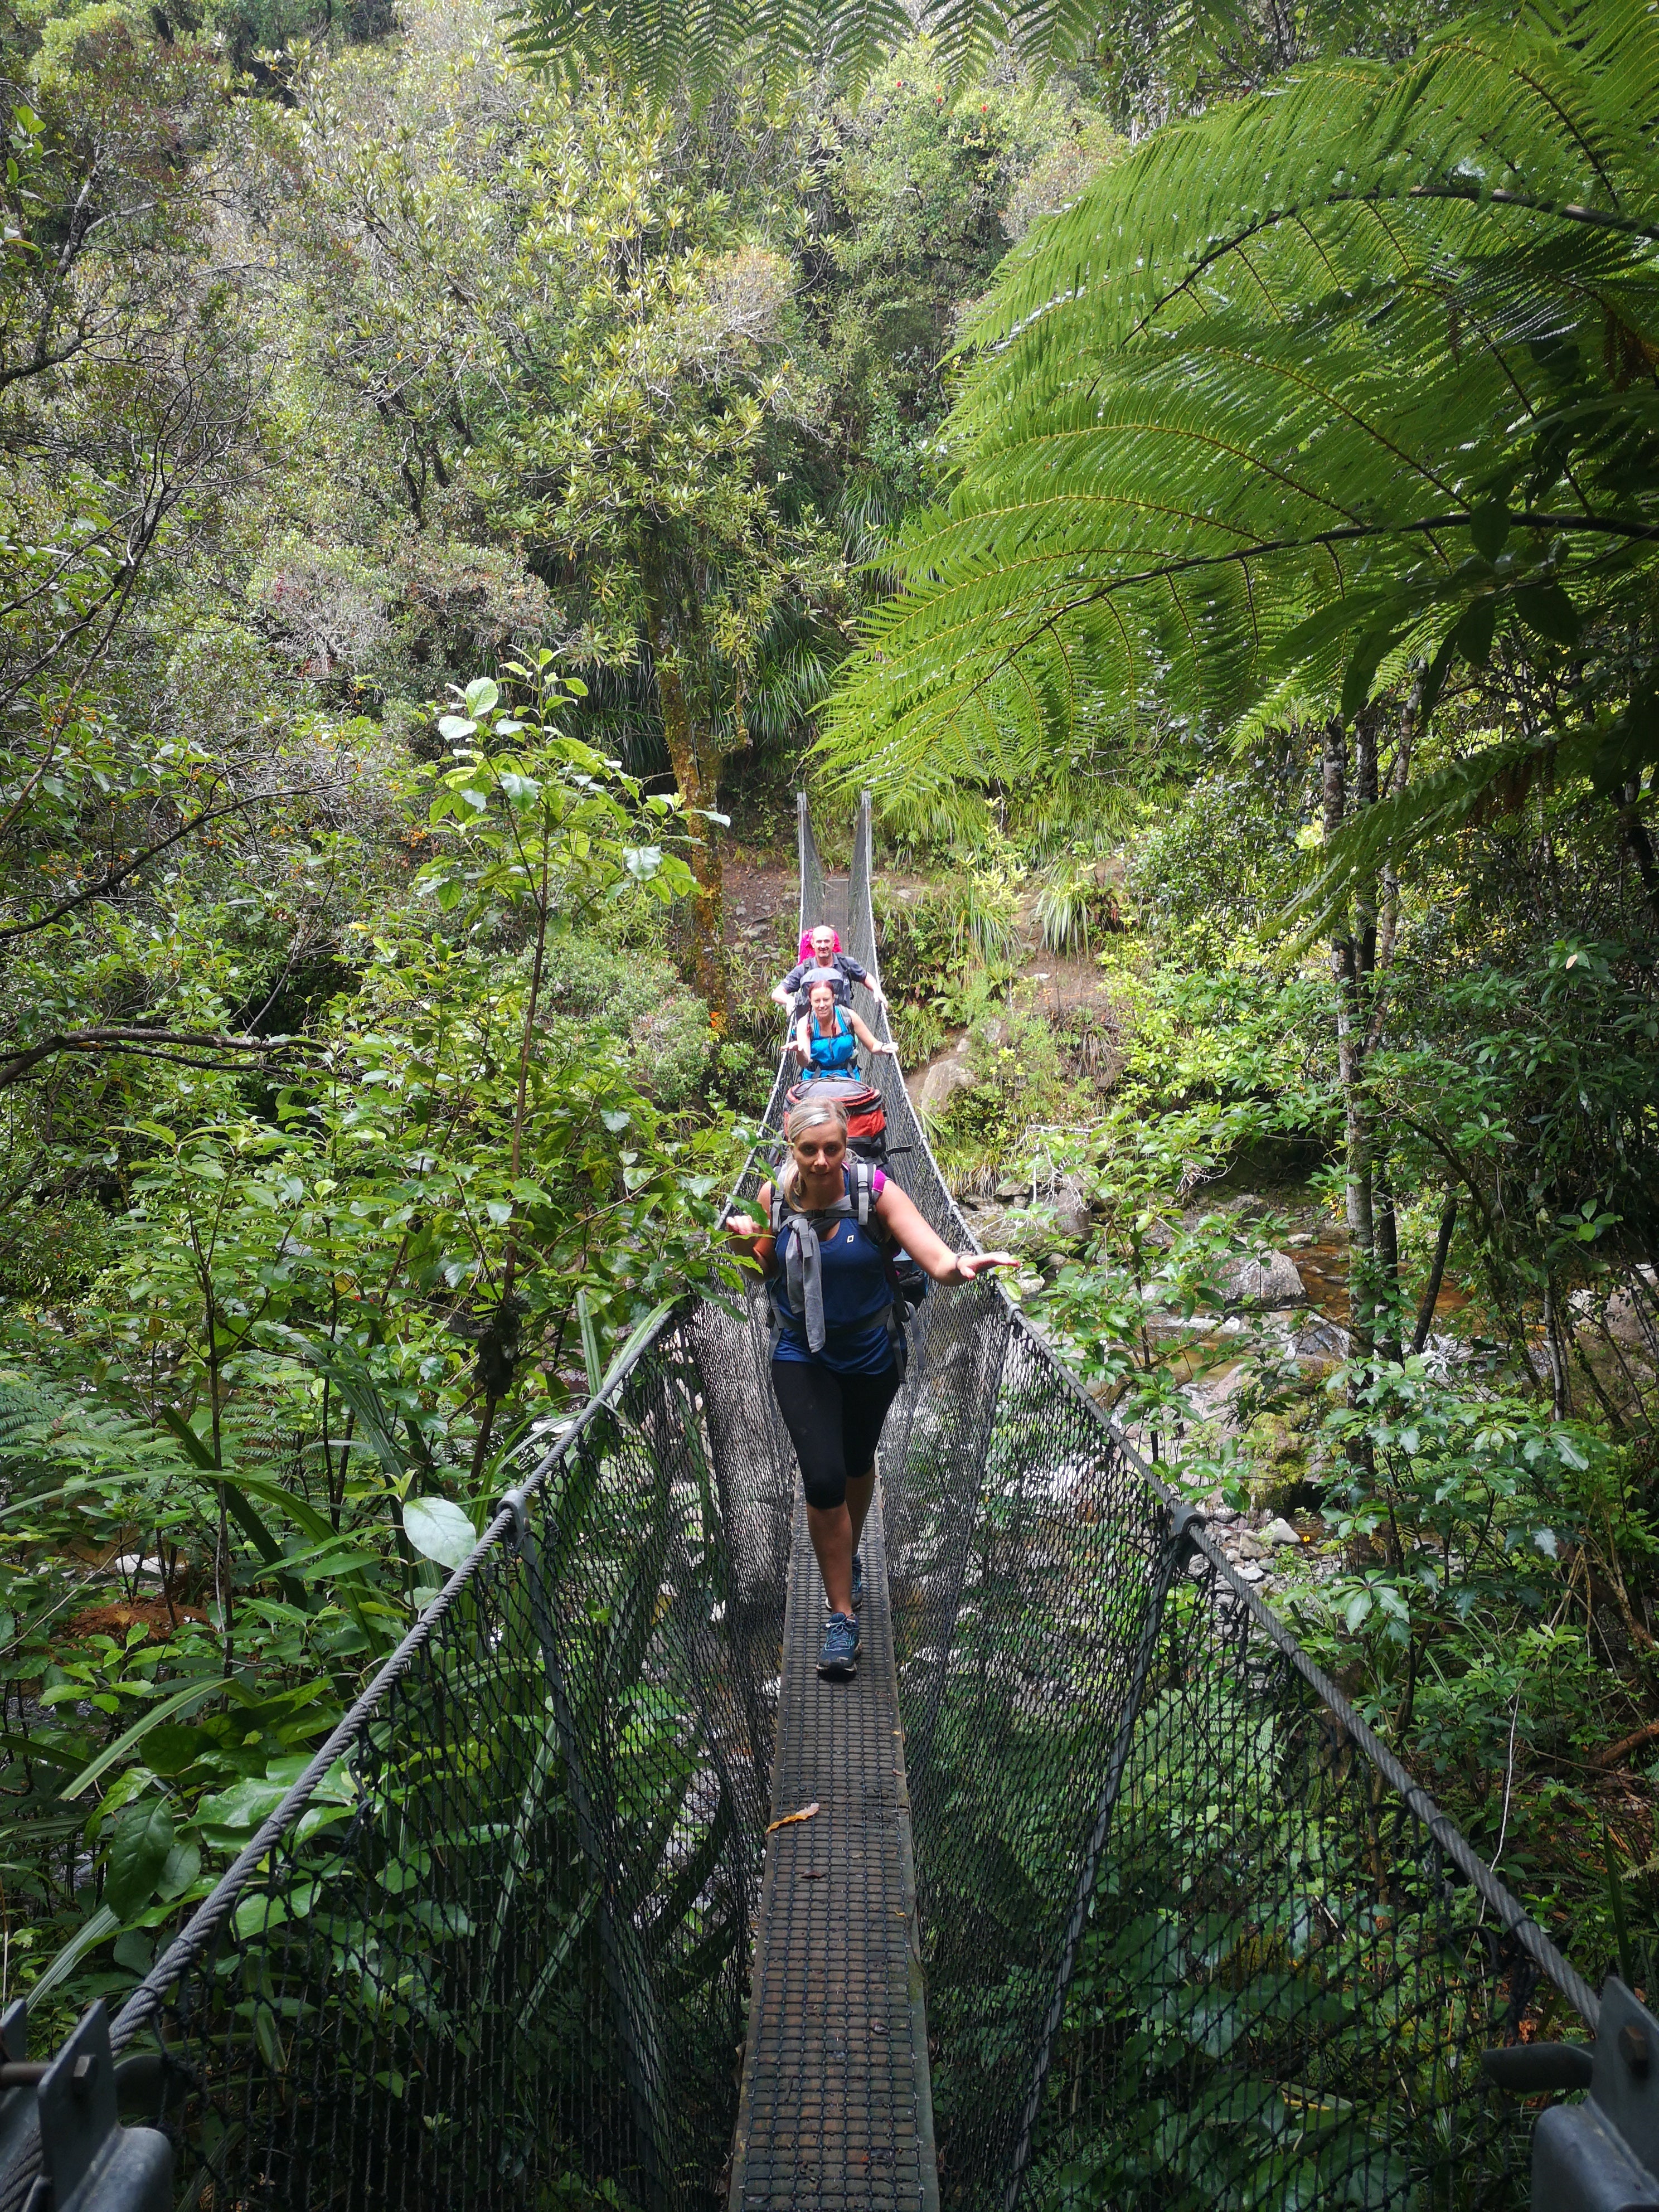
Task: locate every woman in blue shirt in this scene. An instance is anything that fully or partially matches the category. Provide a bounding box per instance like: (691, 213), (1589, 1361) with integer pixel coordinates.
(725, 1096), (1015, 1680)
(793, 978), (896, 1080)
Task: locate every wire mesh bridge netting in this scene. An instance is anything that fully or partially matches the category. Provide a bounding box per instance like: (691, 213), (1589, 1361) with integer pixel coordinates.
(2, 797), (1593, 2212)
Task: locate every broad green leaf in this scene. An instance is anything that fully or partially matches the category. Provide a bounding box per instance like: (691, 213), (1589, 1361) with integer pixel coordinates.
(1512, 581), (1579, 647)
(158, 1840), (202, 1899)
(198, 1776), (289, 1832)
(105, 1797), (175, 1919)
(403, 1495), (478, 1571)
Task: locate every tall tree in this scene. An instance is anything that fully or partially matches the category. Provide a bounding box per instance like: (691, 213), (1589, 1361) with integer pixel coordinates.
(266, 70), (838, 1016)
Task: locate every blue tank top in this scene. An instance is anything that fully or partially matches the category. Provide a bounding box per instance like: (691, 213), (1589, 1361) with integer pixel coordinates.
(772, 1167), (894, 1374)
(806, 1006), (858, 1076)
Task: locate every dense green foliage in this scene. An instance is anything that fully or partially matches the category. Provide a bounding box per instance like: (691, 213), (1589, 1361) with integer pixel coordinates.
(0, 0), (1110, 2038)
(820, 0), (1659, 2045)
(824, 0), (1659, 855)
(3, 0), (1657, 2175)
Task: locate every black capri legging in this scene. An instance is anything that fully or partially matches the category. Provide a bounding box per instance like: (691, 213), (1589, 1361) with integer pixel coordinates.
(769, 1359), (903, 1510)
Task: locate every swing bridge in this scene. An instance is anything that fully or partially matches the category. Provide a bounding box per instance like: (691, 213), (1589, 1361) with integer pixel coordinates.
(0, 798), (1613, 2211)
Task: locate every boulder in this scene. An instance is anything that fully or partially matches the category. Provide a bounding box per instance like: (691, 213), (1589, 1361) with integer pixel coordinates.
(917, 1055), (978, 1118)
(1293, 1317), (1351, 1360)
(1262, 1517), (1303, 1548)
(1221, 1249), (1308, 1309)
(1571, 1272), (1659, 1351)
(1605, 1289), (1659, 1351)
(1052, 1174), (1093, 1243)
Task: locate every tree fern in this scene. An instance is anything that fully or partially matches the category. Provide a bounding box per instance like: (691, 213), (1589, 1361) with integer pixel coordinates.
(506, 0), (1219, 104)
(821, 0), (1659, 818)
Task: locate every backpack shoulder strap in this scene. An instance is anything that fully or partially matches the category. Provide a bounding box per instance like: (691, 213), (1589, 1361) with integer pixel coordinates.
(777, 1178), (855, 1239)
(848, 1158), (878, 1227)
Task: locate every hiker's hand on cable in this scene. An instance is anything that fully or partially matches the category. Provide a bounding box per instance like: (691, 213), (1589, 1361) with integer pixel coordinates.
(953, 1251), (1018, 1280)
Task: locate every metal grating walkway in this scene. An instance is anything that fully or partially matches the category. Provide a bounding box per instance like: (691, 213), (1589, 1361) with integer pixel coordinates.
(728, 1476), (938, 2212)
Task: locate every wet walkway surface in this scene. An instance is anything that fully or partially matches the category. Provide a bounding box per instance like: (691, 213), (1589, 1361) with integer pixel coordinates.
(727, 1482), (937, 2212)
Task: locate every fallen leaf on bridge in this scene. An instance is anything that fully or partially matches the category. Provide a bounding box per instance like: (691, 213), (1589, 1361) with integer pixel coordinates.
(766, 1801), (819, 1833)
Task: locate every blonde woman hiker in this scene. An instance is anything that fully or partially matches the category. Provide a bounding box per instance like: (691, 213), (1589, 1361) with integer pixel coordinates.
(725, 1096), (1016, 1680)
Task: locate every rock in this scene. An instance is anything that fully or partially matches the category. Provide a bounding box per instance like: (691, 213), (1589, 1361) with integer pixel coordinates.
(1293, 1318), (1351, 1360)
(1287, 1231), (1314, 1249)
(1235, 1561), (1266, 1584)
(1208, 1503), (1240, 1525)
(1221, 1250), (1308, 1308)
(995, 1180), (1027, 1202)
(1052, 1175), (1093, 1242)
(918, 1056), (978, 1118)
(1234, 1532), (1267, 1560)
(1571, 1268), (1656, 1349)
(1262, 1517), (1302, 1548)
(1605, 1290), (1659, 1350)
(980, 1017), (1008, 1047)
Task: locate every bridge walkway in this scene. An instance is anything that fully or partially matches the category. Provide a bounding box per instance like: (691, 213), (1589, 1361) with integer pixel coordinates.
(727, 860), (937, 2212)
(726, 1486), (936, 2212)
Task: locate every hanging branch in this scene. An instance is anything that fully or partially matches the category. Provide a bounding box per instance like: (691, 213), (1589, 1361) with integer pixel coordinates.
(0, 1028), (302, 1092)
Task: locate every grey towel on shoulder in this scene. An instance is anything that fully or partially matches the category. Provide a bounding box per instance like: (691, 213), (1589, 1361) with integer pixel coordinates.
(783, 1207), (828, 1352)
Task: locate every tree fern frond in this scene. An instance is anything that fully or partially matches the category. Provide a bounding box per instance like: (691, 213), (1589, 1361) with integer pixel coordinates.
(822, 0), (1659, 811)
(508, 0), (912, 101)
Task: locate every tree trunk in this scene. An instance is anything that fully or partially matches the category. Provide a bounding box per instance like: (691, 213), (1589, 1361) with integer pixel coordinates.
(1411, 1193), (1458, 1354)
(1324, 718), (1376, 1355)
(1617, 780), (1659, 933)
(641, 553), (727, 1023)
(1374, 1159), (1402, 1366)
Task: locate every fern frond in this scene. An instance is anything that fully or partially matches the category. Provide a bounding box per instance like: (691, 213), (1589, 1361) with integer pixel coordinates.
(822, 0), (1659, 811)
(507, 0), (908, 102)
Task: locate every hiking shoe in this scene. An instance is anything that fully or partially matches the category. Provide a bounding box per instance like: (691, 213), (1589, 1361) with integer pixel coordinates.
(824, 1550), (865, 1613)
(817, 1611), (858, 1681)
